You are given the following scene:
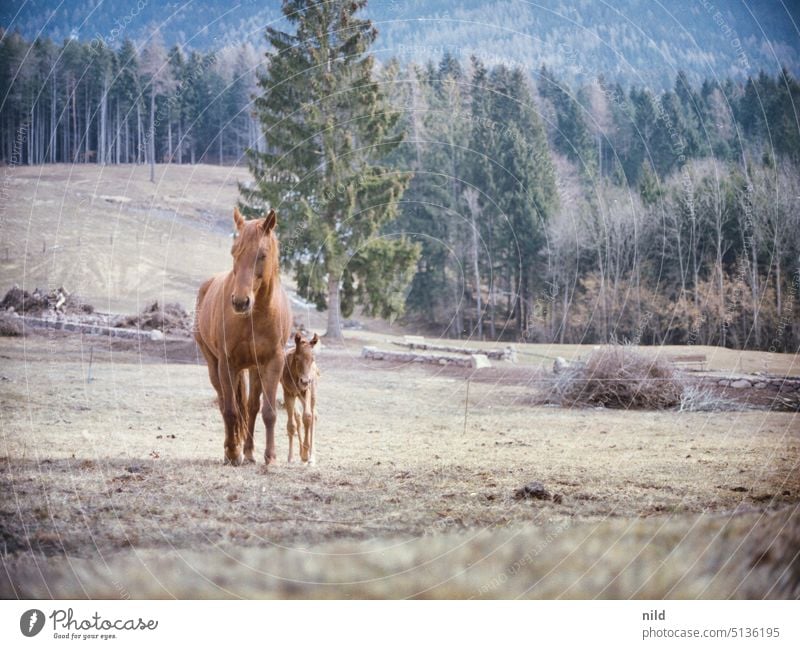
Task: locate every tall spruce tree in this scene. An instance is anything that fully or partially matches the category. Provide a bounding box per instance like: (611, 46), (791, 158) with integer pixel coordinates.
(242, 0), (416, 339)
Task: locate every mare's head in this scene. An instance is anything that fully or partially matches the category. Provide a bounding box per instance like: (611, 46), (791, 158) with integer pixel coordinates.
(291, 332), (319, 389)
(230, 206), (279, 315)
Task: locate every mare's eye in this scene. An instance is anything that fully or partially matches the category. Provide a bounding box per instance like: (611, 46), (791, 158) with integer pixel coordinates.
(257, 253), (266, 262)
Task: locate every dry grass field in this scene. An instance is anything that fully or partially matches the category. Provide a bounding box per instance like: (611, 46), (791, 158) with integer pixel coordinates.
(1, 165), (798, 599)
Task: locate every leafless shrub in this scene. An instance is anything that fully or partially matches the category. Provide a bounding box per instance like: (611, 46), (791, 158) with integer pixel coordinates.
(556, 345), (684, 409)
(113, 301), (191, 335)
(678, 384), (742, 412)
(1, 285), (89, 315)
(0, 314), (23, 336)
(772, 393), (800, 412)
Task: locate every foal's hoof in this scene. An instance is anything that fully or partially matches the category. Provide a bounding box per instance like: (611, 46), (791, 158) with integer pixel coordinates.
(264, 455), (278, 466)
(243, 452), (256, 464)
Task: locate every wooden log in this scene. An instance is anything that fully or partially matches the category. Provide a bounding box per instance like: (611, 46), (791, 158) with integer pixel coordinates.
(668, 354), (708, 371)
(391, 340), (515, 361)
(470, 354), (491, 369)
(362, 346), (474, 368)
(20, 315), (164, 341)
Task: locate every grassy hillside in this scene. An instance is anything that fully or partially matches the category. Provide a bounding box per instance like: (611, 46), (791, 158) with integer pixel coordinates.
(0, 164), (247, 313)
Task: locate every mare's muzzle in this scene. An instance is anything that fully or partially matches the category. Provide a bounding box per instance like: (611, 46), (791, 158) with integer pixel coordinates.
(231, 295), (251, 314)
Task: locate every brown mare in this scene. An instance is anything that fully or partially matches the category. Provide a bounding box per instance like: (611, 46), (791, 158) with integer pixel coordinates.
(194, 207), (291, 465)
(281, 332), (319, 464)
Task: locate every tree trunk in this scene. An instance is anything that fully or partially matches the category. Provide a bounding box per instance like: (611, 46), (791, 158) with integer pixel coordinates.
(50, 70), (57, 163)
(751, 236), (759, 347)
(149, 90), (156, 182)
(775, 254), (782, 321)
(177, 120), (183, 164)
(325, 273), (343, 340)
(115, 103), (121, 164)
(83, 85), (90, 163)
(137, 103), (142, 164)
(560, 277), (569, 344)
(99, 75), (108, 165)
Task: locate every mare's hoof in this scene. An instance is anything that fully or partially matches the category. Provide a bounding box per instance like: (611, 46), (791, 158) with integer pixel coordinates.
(243, 453), (256, 464)
(264, 455), (278, 466)
(224, 453), (245, 466)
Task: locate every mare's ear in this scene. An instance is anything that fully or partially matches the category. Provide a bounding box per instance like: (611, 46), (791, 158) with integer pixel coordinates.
(233, 206), (245, 233)
(262, 209), (277, 234)
(309, 333), (319, 347)
(294, 332), (302, 347)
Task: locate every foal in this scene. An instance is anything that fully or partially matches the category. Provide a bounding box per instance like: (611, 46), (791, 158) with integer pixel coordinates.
(281, 332), (319, 464)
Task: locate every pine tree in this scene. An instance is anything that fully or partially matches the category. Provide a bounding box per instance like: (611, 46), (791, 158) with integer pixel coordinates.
(115, 39), (142, 164)
(243, 0), (416, 340)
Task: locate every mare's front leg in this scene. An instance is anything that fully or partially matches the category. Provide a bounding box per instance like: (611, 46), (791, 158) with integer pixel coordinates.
(257, 354), (284, 465)
(244, 367), (261, 463)
(218, 358), (245, 466)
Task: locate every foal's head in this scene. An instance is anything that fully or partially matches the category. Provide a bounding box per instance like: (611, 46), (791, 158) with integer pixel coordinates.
(230, 206), (279, 315)
(291, 332), (319, 389)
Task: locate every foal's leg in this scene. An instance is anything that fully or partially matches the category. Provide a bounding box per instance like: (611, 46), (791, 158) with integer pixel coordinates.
(218, 359), (245, 466)
(309, 387), (317, 465)
(257, 354), (284, 465)
(244, 367), (261, 463)
(284, 392), (296, 463)
(300, 391), (314, 464)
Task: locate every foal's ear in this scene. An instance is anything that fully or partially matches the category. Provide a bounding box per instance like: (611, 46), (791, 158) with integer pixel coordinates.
(309, 333), (319, 347)
(294, 332), (302, 347)
(233, 206), (245, 233)
(262, 209), (277, 234)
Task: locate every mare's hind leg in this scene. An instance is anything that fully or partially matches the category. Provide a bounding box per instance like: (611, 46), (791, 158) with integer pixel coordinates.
(244, 368), (261, 463)
(218, 358), (245, 466)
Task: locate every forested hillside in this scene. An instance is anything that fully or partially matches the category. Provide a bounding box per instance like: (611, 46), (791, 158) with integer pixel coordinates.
(384, 56), (800, 350)
(2, 1), (799, 351)
(4, 0), (799, 86)
(0, 29), (260, 166)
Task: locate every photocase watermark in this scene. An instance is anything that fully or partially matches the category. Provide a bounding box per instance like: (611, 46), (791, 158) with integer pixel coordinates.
(610, 310), (653, 346)
(395, 43), (530, 74)
(687, 312), (708, 346)
(522, 282), (559, 341)
(19, 607), (158, 640)
(89, 0), (149, 53)
(475, 518), (572, 596)
(766, 266), (799, 355)
(697, 0), (750, 70)
(19, 609), (45, 637)
(0, 120), (30, 220)
(140, 50), (218, 157)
